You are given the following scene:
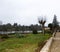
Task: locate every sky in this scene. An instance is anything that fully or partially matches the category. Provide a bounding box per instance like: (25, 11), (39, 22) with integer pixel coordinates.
(0, 0), (60, 26)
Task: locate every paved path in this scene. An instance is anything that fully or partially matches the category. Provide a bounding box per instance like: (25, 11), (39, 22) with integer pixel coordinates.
(50, 32), (60, 52)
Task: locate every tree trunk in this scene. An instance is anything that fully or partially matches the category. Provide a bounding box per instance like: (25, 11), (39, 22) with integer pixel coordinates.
(42, 24), (45, 35)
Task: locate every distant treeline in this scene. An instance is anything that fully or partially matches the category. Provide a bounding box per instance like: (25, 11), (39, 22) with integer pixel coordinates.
(0, 23), (42, 31)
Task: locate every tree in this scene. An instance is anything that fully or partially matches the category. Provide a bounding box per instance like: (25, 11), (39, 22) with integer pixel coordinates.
(48, 23), (53, 30)
(30, 24), (34, 30)
(2, 25), (7, 31)
(52, 15), (59, 32)
(13, 23), (18, 31)
(38, 16), (46, 35)
(33, 29), (38, 34)
(21, 25), (26, 33)
(6, 23), (12, 31)
(48, 23), (53, 33)
(13, 23), (17, 27)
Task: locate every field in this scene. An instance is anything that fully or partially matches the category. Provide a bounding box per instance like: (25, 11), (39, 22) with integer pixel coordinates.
(0, 33), (51, 52)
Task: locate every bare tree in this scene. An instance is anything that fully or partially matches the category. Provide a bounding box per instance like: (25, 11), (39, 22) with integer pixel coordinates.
(38, 16), (46, 35)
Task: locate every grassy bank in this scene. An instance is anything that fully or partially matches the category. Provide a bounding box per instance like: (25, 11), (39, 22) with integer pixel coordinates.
(0, 33), (51, 52)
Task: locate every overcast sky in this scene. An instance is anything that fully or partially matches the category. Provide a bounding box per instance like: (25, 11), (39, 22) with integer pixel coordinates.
(0, 0), (60, 26)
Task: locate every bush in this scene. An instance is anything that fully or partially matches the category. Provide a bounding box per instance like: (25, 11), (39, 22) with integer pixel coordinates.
(45, 30), (51, 34)
(16, 34), (24, 38)
(33, 29), (38, 34)
(1, 34), (9, 39)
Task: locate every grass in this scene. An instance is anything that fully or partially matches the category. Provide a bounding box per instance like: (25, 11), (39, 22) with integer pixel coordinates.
(0, 33), (51, 52)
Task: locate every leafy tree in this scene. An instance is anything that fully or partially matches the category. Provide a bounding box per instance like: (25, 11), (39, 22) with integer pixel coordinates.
(48, 23), (53, 30)
(13, 23), (17, 27)
(30, 24), (34, 30)
(6, 23), (12, 31)
(33, 29), (38, 34)
(13, 23), (18, 31)
(2, 25), (7, 31)
(48, 23), (53, 33)
(52, 15), (59, 32)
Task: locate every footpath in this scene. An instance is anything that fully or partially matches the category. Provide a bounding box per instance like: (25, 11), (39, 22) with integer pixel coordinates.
(50, 32), (60, 52)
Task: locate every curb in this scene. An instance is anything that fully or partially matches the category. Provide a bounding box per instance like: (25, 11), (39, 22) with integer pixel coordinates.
(40, 37), (53, 52)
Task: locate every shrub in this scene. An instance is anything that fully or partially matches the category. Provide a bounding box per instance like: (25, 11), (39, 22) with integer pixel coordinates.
(45, 30), (52, 34)
(33, 29), (38, 34)
(1, 34), (9, 39)
(16, 34), (24, 38)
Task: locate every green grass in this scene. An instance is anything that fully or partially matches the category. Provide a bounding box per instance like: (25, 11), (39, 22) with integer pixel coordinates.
(0, 33), (51, 52)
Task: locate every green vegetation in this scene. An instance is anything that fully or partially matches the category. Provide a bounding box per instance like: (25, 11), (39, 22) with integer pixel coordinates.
(0, 33), (51, 52)
(33, 29), (38, 34)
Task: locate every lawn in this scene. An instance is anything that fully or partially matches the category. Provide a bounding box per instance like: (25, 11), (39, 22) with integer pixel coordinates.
(0, 33), (51, 52)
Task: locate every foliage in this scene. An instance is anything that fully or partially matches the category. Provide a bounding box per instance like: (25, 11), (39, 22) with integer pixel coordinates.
(1, 34), (9, 39)
(45, 30), (52, 34)
(48, 23), (53, 34)
(33, 29), (38, 34)
(0, 23), (41, 31)
(15, 34), (25, 38)
(52, 15), (59, 32)
(48, 15), (59, 33)
(48, 23), (53, 30)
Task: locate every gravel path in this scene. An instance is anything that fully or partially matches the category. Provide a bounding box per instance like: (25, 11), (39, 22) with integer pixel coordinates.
(50, 32), (60, 52)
